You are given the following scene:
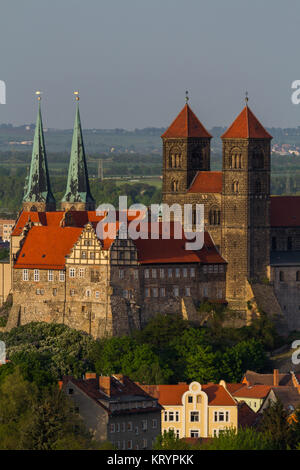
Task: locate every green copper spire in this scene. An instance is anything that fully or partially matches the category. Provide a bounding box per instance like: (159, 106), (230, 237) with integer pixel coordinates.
(61, 97), (95, 211)
(23, 96), (56, 211)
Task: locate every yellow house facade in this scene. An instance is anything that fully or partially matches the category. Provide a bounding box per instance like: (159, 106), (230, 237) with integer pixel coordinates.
(139, 381), (240, 439)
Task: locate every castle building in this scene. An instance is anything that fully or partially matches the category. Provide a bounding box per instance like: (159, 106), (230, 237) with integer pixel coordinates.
(1, 96), (300, 335)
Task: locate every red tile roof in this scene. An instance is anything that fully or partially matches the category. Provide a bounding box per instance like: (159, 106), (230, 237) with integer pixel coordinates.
(270, 196), (300, 227)
(138, 383), (236, 406)
(134, 228), (226, 265)
(14, 226), (83, 269)
(161, 104), (212, 139)
(13, 212), (226, 269)
(188, 171), (222, 193)
(221, 106), (272, 140)
(232, 384), (272, 399)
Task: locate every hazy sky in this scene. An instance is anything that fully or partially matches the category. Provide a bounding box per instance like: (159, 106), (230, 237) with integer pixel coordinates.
(1, 0), (300, 129)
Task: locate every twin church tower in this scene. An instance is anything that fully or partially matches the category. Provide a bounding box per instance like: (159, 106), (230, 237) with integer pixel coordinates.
(22, 94), (95, 213)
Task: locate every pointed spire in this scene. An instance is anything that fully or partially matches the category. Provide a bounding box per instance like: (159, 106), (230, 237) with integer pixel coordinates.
(221, 104), (272, 139)
(161, 102), (212, 139)
(23, 93), (56, 211)
(61, 93), (95, 211)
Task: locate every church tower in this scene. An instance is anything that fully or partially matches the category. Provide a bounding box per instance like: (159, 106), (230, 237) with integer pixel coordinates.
(22, 95), (56, 212)
(221, 99), (272, 310)
(162, 98), (212, 206)
(61, 95), (95, 211)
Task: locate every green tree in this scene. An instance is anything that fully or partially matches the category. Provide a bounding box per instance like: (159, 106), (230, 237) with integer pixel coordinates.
(259, 400), (291, 450)
(153, 430), (191, 450)
(198, 428), (274, 450)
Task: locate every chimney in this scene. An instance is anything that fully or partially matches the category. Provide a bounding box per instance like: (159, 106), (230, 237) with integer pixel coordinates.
(273, 369), (279, 387)
(85, 372), (97, 380)
(99, 376), (111, 396)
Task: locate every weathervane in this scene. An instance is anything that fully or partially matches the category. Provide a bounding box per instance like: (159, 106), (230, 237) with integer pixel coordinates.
(245, 90), (249, 105)
(185, 90), (189, 104)
(35, 90), (42, 101)
(74, 91), (80, 101)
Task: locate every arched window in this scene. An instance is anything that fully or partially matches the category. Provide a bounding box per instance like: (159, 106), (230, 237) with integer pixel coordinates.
(232, 181), (239, 194)
(230, 148), (242, 169)
(209, 207), (221, 225)
(169, 150), (181, 168)
(171, 180), (179, 192)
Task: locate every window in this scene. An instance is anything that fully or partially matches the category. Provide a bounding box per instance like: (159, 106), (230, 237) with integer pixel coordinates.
(164, 411), (168, 422)
(122, 290), (128, 299)
(70, 289), (75, 297)
(34, 269), (39, 282)
(48, 270), (53, 281)
(152, 269), (157, 278)
(168, 411), (174, 422)
(23, 269), (28, 281)
(145, 287), (150, 298)
(68, 388), (74, 395)
(36, 289), (40, 295)
(185, 287), (191, 296)
(279, 271), (284, 282)
(168, 268), (172, 278)
(119, 269), (124, 279)
(110, 423), (115, 433)
(53, 288), (57, 296)
(79, 268), (85, 278)
(190, 411), (200, 422)
(190, 267), (195, 277)
(130, 251), (136, 261)
(59, 270), (65, 282)
(214, 411), (228, 422)
(272, 237), (277, 251)
(190, 430), (199, 438)
(142, 439), (147, 449)
(90, 252), (95, 259)
(86, 289), (91, 298)
(69, 268), (75, 278)
(144, 269), (149, 279)
(81, 251), (87, 259)
(175, 268), (180, 278)
(158, 287), (165, 298)
(84, 240), (91, 246)
(232, 181), (239, 194)
(119, 252), (124, 260)
(152, 419), (157, 429)
(160, 269), (165, 278)
(173, 286), (179, 297)
(287, 237), (293, 251)
(152, 287), (158, 298)
(127, 440), (132, 449)
(203, 265), (208, 274)
(142, 420), (147, 431)
(127, 422), (132, 431)
(188, 396), (193, 403)
(209, 207), (221, 225)
(95, 291), (100, 299)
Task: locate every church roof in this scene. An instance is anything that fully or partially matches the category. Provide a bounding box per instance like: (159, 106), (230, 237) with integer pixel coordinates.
(22, 102), (55, 205)
(161, 104), (212, 139)
(13, 211), (226, 269)
(188, 171), (222, 193)
(61, 103), (95, 205)
(221, 105), (272, 139)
